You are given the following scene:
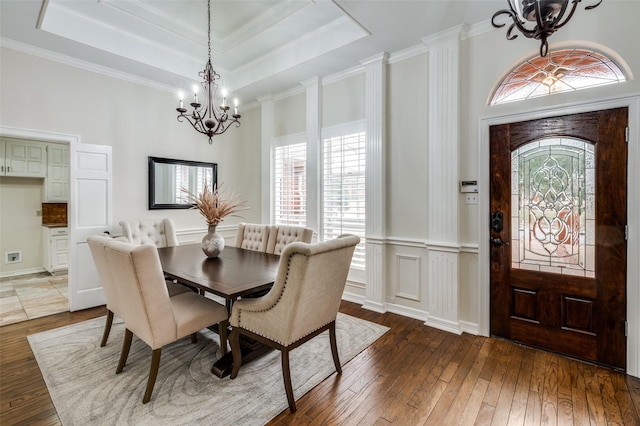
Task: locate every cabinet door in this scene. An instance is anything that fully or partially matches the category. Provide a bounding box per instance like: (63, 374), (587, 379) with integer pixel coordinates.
(5, 140), (47, 177)
(52, 236), (69, 270)
(46, 144), (69, 201)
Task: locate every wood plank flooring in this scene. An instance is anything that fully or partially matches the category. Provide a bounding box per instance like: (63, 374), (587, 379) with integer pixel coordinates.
(1, 301), (640, 425)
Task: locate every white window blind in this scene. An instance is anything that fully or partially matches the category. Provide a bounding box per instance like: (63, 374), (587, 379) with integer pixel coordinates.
(274, 142), (307, 226)
(322, 130), (366, 269)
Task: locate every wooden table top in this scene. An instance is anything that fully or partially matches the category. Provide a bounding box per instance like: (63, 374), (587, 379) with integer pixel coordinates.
(157, 244), (281, 300)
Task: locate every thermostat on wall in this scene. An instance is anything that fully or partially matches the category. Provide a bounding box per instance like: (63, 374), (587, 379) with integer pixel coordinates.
(460, 180), (478, 193)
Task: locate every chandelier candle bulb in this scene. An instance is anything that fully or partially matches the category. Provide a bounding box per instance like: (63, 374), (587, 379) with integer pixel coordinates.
(234, 98), (238, 115)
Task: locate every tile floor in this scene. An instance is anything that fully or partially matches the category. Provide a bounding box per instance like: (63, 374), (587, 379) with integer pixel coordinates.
(0, 272), (68, 326)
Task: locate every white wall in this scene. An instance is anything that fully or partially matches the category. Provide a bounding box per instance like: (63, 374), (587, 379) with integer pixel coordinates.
(0, 47), (262, 245)
(0, 177), (44, 275)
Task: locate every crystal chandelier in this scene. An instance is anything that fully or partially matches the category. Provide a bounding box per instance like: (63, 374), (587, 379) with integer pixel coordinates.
(491, 0), (602, 57)
(176, 0), (241, 144)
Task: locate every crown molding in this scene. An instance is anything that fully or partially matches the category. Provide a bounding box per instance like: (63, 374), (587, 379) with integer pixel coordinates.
(1, 37), (175, 93)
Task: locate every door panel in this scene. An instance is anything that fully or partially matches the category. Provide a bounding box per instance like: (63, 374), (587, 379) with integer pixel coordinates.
(69, 143), (112, 311)
(490, 108), (627, 369)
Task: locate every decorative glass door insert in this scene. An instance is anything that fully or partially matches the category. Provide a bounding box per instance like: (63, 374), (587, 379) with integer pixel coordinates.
(511, 137), (595, 277)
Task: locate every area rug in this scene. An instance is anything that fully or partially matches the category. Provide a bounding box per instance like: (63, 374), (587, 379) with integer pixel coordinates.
(28, 313), (388, 425)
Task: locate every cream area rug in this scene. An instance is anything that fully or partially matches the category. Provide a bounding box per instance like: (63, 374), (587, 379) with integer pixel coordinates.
(28, 313), (388, 425)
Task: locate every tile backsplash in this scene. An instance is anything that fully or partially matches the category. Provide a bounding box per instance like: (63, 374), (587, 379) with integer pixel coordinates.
(42, 203), (67, 225)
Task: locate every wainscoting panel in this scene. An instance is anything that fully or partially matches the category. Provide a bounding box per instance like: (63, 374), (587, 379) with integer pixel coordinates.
(395, 254), (421, 301)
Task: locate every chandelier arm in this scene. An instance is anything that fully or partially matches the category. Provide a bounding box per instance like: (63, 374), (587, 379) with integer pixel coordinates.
(177, 114), (209, 137)
(492, 8), (517, 28)
(585, 0), (603, 11)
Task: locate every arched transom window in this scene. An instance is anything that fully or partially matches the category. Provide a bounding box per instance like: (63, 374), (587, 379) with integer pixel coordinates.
(491, 49), (626, 105)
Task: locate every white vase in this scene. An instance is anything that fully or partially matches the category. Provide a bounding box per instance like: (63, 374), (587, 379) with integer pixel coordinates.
(202, 224), (225, 258)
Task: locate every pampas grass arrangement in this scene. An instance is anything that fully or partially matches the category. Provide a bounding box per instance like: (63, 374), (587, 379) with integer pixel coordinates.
(183, 183), (248, 225)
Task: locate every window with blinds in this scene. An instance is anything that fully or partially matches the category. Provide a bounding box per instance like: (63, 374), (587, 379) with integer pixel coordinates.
(274, 142), (307, 226)
(322, 130), (366, 269)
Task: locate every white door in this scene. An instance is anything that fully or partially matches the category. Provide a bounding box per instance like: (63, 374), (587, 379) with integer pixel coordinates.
(68, 143), (112, 311)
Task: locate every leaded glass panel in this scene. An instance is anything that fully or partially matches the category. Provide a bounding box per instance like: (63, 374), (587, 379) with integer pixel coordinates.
(511, 138), (595, 277)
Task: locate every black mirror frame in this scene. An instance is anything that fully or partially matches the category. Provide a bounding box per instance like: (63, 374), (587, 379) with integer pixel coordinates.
(148, 156), (217, 210)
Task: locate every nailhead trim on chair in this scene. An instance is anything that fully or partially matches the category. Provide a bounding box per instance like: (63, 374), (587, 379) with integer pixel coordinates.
(237, 253), (312, 346)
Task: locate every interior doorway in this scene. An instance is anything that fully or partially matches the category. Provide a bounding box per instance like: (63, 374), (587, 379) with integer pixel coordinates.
(489, 108), (628, 369)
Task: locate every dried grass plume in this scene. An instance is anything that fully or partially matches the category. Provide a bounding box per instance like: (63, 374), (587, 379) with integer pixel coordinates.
(182, 183), (248, 225)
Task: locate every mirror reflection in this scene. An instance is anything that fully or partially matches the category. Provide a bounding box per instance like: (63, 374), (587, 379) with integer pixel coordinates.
(148, 157), (217, 209)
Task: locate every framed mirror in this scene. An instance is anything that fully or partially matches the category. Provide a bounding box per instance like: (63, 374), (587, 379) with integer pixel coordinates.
(148, 156), (217, 209)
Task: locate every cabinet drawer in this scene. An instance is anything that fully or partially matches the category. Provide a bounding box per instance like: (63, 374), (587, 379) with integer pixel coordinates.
(50, 227), (68, 236)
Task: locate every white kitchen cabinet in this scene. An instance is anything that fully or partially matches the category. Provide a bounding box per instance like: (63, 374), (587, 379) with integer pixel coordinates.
(1, 138), (47, 177)
(43, 227), (69, 273)
(45, 143), (69, 201)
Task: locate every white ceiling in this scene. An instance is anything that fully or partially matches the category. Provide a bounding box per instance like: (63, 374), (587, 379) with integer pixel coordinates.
(0, 0), (505, 103)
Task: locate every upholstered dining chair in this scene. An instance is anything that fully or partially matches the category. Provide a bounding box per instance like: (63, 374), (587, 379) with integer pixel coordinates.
(235, 222), (270, 252)
(88, 234), (195, 347)
(100, 238), (229, 404)
(266, 224), (314, 255)
(87, 234), (122, 347)
(228, 234), (360, 412)
(119, 218), (179, 248)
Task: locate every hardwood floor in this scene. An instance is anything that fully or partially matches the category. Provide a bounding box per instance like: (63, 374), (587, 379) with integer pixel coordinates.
(1, 301), (640, 425)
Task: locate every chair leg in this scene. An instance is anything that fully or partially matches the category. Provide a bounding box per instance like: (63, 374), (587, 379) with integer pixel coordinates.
(116, 328), (133, 374)
(229, 328), (242, 379)
(143, 348), (162, 404)
(100, 310), (114, 347)
(191, 333), (198, 343)
(281, 348), (296, 413)
(219, 320), (229, 357)
(329, 321), (342, 374)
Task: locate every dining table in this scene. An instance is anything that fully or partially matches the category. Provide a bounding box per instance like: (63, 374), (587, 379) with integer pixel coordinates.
(156, 243), (281, 377)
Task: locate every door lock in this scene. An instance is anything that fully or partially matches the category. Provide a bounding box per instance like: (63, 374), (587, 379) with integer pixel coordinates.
(491, 211), (503, 232)
(491, 237), (509, 246)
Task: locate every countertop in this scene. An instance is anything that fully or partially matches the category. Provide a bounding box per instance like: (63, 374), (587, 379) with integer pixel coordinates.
(43, 223), (68, 228)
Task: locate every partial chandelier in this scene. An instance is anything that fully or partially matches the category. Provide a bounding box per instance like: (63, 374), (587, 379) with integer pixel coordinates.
(491, 0), (603, 57)
(176, 0), (241, 144)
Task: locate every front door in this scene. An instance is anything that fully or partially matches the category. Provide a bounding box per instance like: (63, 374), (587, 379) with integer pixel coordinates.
(490, 108), (628, 369)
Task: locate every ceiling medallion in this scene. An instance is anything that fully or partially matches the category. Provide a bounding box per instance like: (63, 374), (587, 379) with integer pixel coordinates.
(176, 0), (241, 144)
(492, 0), (602, 57)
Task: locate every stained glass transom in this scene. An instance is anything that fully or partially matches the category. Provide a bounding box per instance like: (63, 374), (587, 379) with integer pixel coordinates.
(491, 49), (626, 105)
(511, 138), (595, 277)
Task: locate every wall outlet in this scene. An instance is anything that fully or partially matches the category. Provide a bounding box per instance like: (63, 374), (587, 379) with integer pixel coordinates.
(5, 251), (23, 264)
(37, 210), (42, 216)
(465, 194), (478, 205)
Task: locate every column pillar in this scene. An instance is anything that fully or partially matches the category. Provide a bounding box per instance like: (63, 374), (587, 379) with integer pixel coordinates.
(422, 26), (463, 334)
(360, 52), (388, 313)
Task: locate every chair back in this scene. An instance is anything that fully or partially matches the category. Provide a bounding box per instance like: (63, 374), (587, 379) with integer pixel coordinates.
(87, 234), (120, 313)
(119, 219), (178, 247)
(232, 234), (359, 346)
(102, 239), (177, 349)
(235, 223), (270, 251)
(266, 225), (313, 255)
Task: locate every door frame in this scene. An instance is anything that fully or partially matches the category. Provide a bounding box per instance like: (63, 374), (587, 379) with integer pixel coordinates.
(479, 95), (640, 376)
(0, 126), (113, 313)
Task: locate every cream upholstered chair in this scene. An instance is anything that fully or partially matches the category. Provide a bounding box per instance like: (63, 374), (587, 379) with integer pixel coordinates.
(87, 234), (122, 347)
(100, 238), (228, 404)
(119, 218), (191, 296)
(235, 222), (270, 252)
(229, 234), (360, 412)
(266, 225), (313, 255)
(119, 218), (179, 248)
(88, 235), (195, 347)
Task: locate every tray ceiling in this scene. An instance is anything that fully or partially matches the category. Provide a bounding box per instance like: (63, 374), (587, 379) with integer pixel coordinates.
(1, 0), (504, 103)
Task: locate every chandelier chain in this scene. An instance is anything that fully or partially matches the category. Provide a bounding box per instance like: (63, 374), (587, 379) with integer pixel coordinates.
(207, 0), (211, 62)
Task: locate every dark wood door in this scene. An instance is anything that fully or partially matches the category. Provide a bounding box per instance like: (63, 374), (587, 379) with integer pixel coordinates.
(490, 108), (628, 369)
